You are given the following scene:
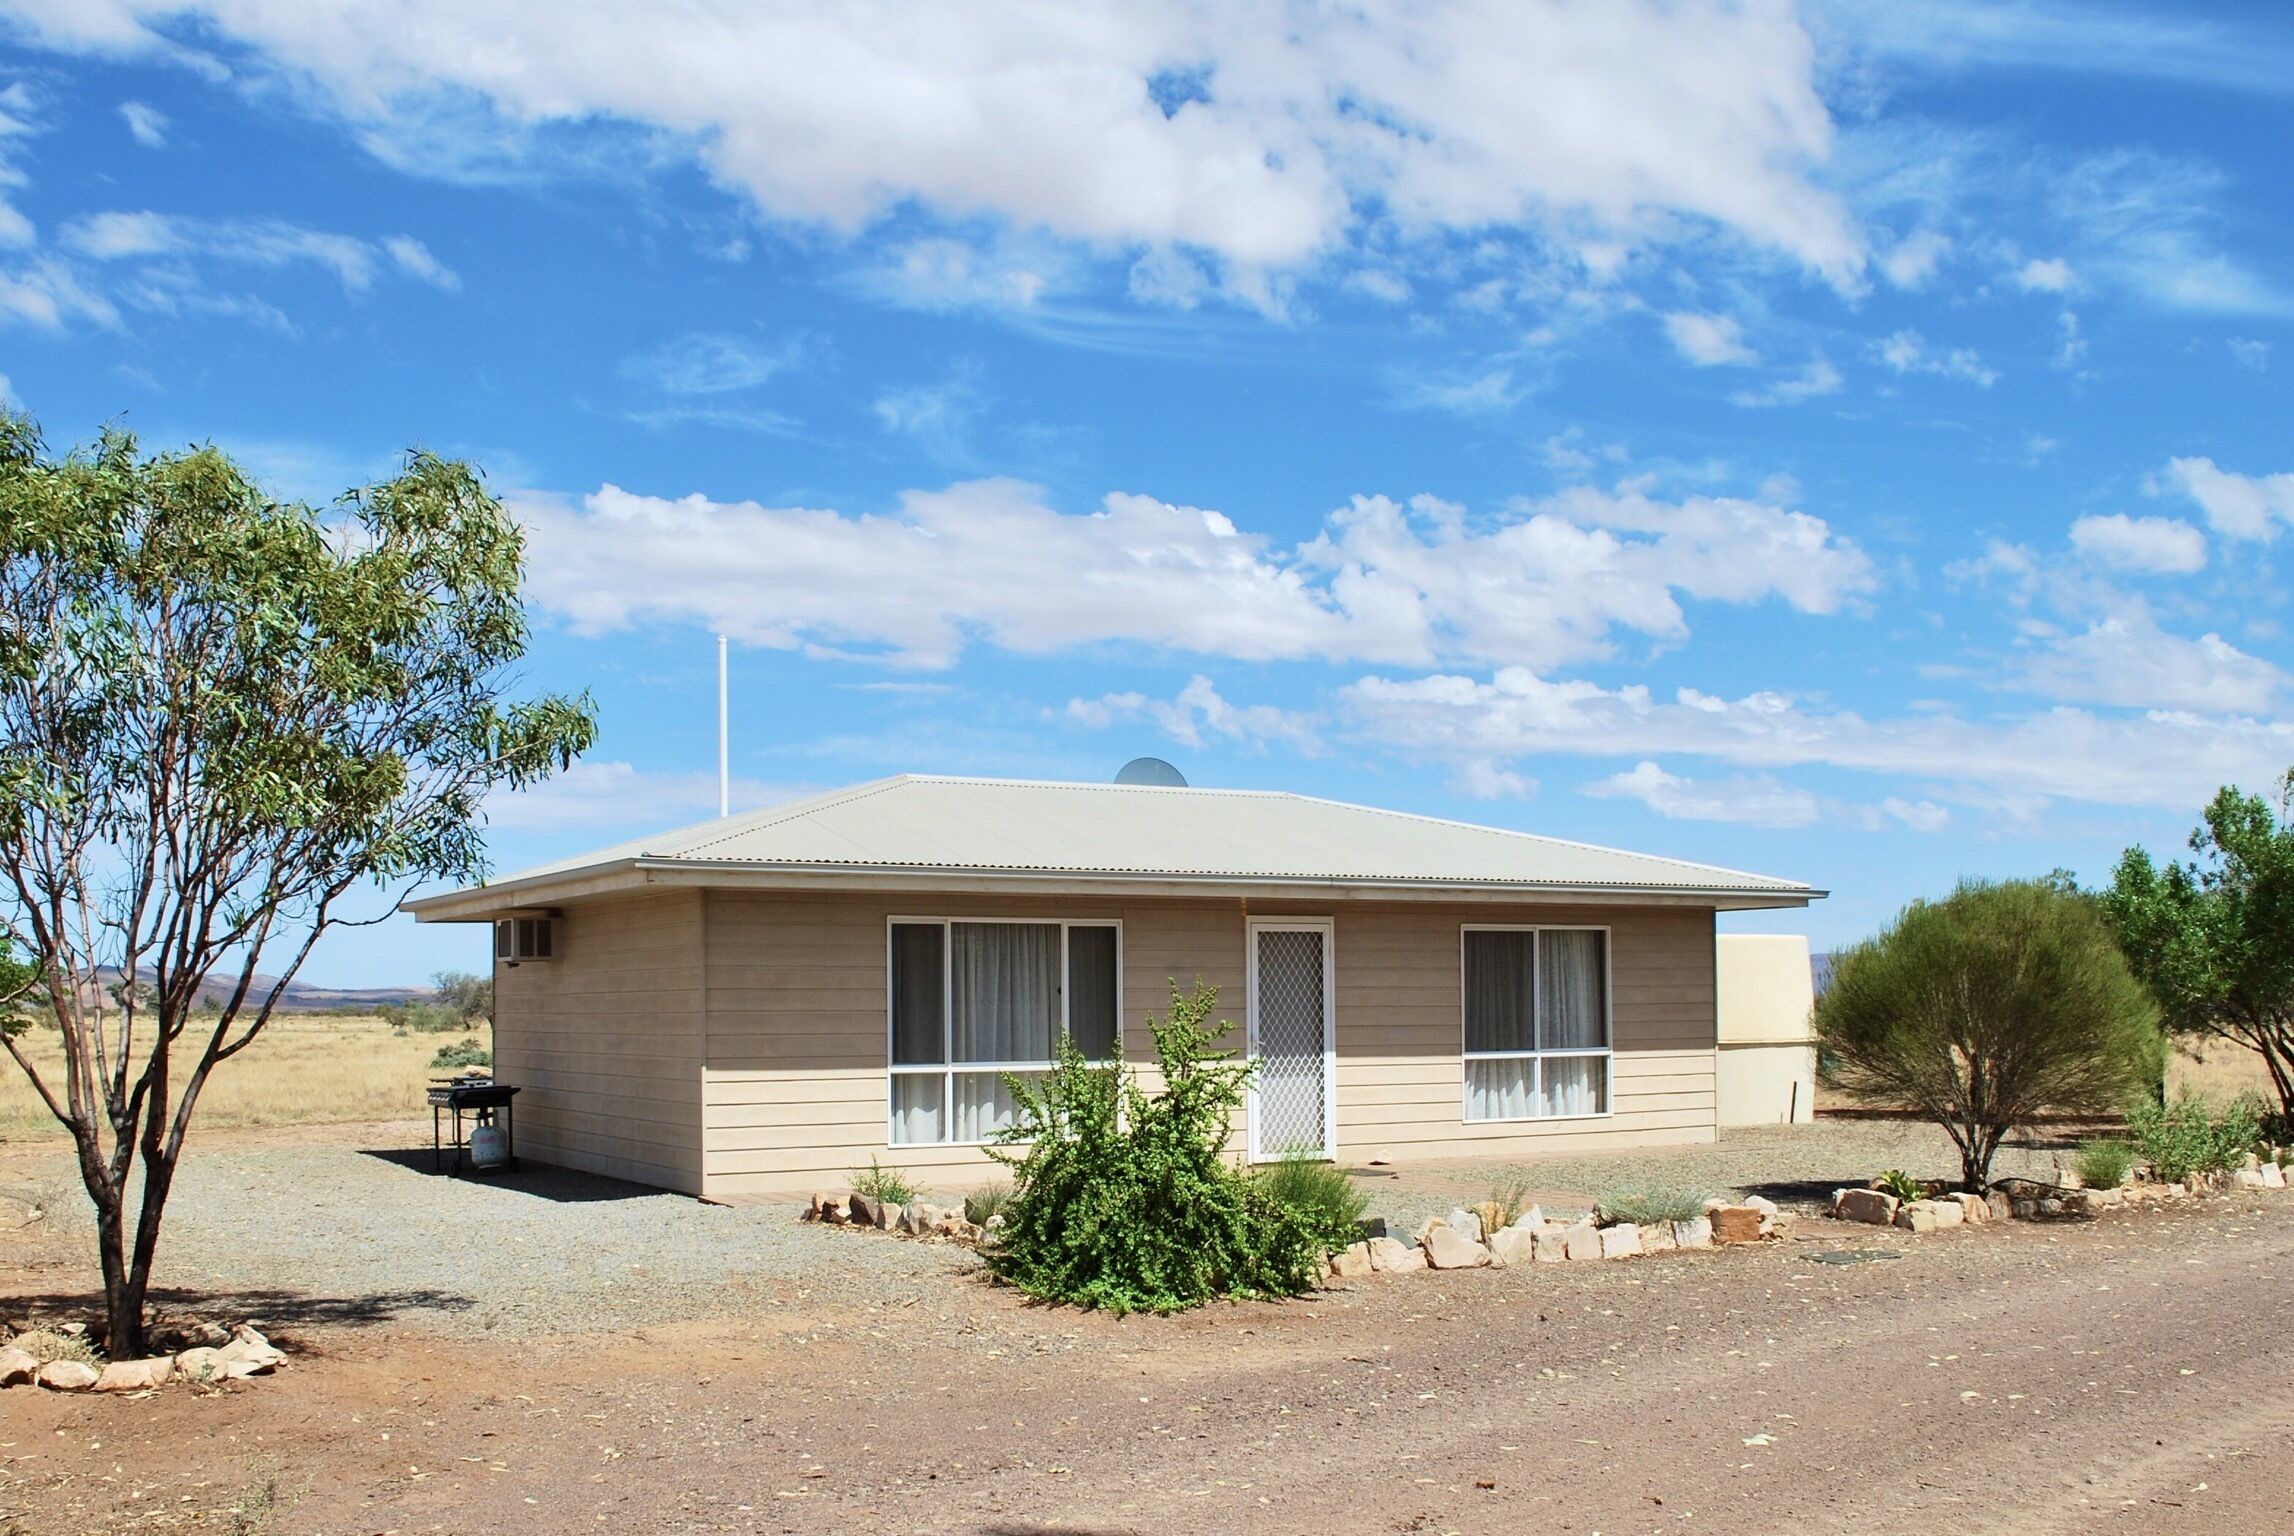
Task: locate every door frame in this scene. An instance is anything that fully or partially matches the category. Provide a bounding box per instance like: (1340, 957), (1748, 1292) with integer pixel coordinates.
(1244, 917), (1337, 1163)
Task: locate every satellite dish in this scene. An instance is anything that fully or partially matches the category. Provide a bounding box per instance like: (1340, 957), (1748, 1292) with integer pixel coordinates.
(1115, 756), (1188, 788)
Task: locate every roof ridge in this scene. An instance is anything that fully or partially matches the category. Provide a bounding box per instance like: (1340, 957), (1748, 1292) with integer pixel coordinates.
(666, 774), (913, 858)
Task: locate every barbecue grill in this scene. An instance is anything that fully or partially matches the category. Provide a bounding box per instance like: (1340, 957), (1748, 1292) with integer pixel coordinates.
(428, 1075), (519, 1176)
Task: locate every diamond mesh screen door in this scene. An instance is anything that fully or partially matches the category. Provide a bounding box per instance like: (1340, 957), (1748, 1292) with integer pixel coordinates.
(1252, 925), (1330, 1160)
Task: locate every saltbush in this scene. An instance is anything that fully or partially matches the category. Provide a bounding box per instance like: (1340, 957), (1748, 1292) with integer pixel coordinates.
(1595, 1187), (1708, 1227)
(2071, 1139), (2135, 1190)
(987, 982), (1335, 1313)
(1478, 1174), (1537, 1232)
(2127, 1091), (2268, 1182)
(1254, 1153), (1368, 1253)
(850, 1156), (921, 1207)
(428, 1037), (492, 1071)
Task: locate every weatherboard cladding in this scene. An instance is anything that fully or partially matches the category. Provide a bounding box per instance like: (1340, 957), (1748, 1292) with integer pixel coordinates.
(473, 775), (1812, 897)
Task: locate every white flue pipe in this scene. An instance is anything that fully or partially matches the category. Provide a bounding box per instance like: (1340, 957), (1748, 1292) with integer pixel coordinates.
(717, 634), (730, 818)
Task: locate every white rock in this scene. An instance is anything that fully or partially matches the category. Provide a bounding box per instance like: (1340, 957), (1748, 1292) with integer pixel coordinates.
(1531, 1225), (1574, 1263)
(94, 1357), (174, 1392)
(0, 1345), (36, 1387)
(1367, 1236), (1426, 1273)
(1445, 1208), (1484, 1243)
(1834, 1188), (1899, 1226)
(1563, 1222), (1603, 1264)
(1487, 1226), (1536, 1268)
(1599, 1223), (1643, 1259)
(1329, 1241), (1375, 1279)
(36, 1359), (98, 1391)
(1672, 1217), (1713, 1251)
(2263, 1162), (2287, 1189)
(1640, 1222), (1676, 1254)
(1425, 1225), (1491, 1270)
(174, 1347), (227, 1384)
(1505, 1204), (1544, 1233)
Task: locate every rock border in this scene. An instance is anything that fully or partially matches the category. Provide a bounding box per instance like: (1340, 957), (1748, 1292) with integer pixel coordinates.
(804, 1190), (992, 1245)
(1326, 1195), (1785, 1279)
(1, 1321), (286, 1395)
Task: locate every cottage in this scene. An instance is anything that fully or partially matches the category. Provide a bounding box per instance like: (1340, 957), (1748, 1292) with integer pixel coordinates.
(407, 775), (1820, 1198)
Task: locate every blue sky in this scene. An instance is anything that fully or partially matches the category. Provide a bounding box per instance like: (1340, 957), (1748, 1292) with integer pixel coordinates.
(2, 1), (2290, 986)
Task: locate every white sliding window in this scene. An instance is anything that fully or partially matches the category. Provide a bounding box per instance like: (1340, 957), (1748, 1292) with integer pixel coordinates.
(887, 918), (1121, 1146)
(1461, 926), (1611, 1122)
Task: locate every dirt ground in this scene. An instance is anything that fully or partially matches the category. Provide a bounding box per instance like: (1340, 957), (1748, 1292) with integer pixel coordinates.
(5, 1129), (2293, 1536)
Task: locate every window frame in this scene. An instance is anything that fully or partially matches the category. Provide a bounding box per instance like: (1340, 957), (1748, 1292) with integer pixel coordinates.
(1458, 923), (1614, 1125)
(884, 915), (1125, 1147)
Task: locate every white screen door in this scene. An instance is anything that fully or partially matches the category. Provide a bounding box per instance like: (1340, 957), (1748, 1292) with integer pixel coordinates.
(1248, 919), (1334, 1161)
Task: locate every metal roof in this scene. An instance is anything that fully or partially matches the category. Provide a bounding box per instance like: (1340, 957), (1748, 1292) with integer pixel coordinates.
(411, 775), (1819, 916)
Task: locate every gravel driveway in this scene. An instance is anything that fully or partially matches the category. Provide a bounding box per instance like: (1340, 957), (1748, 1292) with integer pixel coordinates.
(3, 1112), (2099, 1340)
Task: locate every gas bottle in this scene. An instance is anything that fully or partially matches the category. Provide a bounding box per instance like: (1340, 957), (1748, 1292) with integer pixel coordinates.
(469, 1115), (509, 1170)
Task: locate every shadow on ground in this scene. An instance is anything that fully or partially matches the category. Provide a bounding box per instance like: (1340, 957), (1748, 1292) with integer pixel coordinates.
(356, 1147), (661, 1203)
(6, 1284), (476, 1332)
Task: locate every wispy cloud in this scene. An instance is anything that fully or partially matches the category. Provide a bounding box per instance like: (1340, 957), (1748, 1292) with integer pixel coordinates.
(1873, 328), (1998, 386)
(1730, 357), (1843, 408)
(59, 211), (460, 294)
(1662, 311), (1757, 367)
(119, 100), (167, 147)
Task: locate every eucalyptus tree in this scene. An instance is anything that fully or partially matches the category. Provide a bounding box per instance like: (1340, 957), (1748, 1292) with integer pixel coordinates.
(0, 414), (594, 1355)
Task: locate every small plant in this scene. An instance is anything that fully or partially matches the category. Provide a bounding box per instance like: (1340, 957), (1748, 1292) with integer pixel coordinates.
(1255, 1152), (1370, 1252)
(1595, 1187), (1708, 1227)
(428, 1037), (492, 1071)
(964, 1180), (1013, 1227)
(1479, 1173), (1537, 1232)
(850, 1156), (921, 1207)
(2128, 1090), (2268, 1182)
(1873, 1168), (1925, 1204)
(2071, 1139), (2135, 1190)
(7, 1328), (101, 1367)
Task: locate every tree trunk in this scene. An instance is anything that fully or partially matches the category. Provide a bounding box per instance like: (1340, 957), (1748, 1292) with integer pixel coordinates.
(84, 1159), (145, 1359)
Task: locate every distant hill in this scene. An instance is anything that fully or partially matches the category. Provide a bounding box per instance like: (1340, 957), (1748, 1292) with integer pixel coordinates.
(90, 968), (430, 1013)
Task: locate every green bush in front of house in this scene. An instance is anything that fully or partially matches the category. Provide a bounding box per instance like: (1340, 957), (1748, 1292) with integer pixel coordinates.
(986, 981), (1336, 1313)
(2126, 1091), (2268, 1183)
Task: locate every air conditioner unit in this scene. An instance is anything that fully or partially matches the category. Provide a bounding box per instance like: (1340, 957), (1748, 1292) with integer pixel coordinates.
(495, 915), (555, 964)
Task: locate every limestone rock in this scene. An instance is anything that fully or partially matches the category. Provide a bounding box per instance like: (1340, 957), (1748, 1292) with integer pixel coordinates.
(1505, 1204), (1544, 1233)
(174, 1347), (226, 1384)
(1563, 1222), (1603, 1264)
(900, 1202), (943, 1235)
(1944, 1192), (1991, 1224)
(1487, 1226), (1536, 1268)
(2264, 1161), (2288, 1189)
(217, 1325), (284, 1378)
(1445, 1208), (1485, 1243)
(1367, 1236), (1426, 1273)
(1531, 1224), (1573, 1263)
(1329, 1242), (1375, 1279)
(0, 1345), (36, 1387)
(877, 1201), (903, 1231)
(1672, 1216), (1713, 1250)
(1640, 1222), (1676, 1254)
(1709, 1206), (1764, 1245)
(1896, 1203), (1938, 1234)
(1833, 1188), (1899, 1226)
(36, 1359), (98, 1391)
(1599, 1223), (1642, 1259)
(2232, 1167), (2269, 1189)
(95, 1356), (174, 1392)
(1424, 1225), (1491, 1270)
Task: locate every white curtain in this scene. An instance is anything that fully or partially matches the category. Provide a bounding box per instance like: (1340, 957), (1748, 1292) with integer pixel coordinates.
(890, 1073), (944, 1145)
(952, 1070), (1046, 1142)
(951, 922), (1059, 1064)
(1466, 1057), (1534, 1121)
(1541, 1056), (1606, 1117)
(1537, 930), (1607, 1050)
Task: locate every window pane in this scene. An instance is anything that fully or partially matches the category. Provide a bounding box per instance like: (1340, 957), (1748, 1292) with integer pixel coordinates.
(890, 1073), (945, 1144)
(1066, 926), (1119, 1059)
(494, 922), (511, 960)
(890, 924), (946, 1066)
(1464, 1056), (1534, 1121)
(952, 1070), (1046, 1142)
(1537, 930), (1607, 1050)
(1463, 930), (1535, 1053)
(1541, 1055), (1606, 1116)
(951, 922), (1059, 1064)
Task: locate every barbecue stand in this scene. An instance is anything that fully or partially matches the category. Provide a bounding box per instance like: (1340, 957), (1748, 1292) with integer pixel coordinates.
(428, 1076), (520, 1176)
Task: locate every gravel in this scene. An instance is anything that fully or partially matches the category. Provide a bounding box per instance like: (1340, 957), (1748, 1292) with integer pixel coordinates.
(4, 1112), (2104, 1339)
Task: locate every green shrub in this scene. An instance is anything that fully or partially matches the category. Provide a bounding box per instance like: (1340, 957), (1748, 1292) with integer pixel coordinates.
(7, 1328), (100, 1367)
(850, 1156), (921, 1207)
(964, 1180), (1013, 1227)
(1478, 1174), (1537, 1232)
(2072, 1139), (2135, 1190)
(2127, 1091), (2268, 1181)
(381, 1000), (469, 1034)
(986, 982), (1335, 1313)
(428, 1037), (492, 1071)
(1874, 1168), (1925, 1204)
(1595, 1187), (1708, 1227)
(1253, 1153), (1368, 1253)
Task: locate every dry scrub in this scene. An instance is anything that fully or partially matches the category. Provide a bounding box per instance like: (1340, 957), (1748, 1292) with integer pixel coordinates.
(0, 1014), (466, 1140)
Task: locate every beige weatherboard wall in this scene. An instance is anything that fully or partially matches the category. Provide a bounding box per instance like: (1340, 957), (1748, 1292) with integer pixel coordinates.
(1714, 933), (1817, 1127)
(410, 776), (1821, 1200)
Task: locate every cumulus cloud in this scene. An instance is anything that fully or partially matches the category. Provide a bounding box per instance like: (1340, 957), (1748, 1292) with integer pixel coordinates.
(1342, 666), (2294, 814)
(2157, 456), (2294, 542)
(1582, 760), (1819, 827)
(513, 475), (1873, 671)
(2017, 611), (2285, 715)
(1729, 357), (1842, 408)
(1662, 311), (1756, 366)
(1065, 675), (1320, 754)
(2014, 256), (2075, 292)
(11, 1), (1868, 292)
(2068, 513), (2205, 575)
(1873, 328), (1998, 386)
(1879, 228), (1951, 288)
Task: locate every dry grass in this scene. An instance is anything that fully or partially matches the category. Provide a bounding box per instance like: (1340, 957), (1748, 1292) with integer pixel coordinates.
(2165, 1042), (2280, 1104)
(0, 1014), (475, 1141)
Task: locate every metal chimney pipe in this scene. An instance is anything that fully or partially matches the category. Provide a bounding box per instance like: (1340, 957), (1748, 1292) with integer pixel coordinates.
(717, 634), (729, 818)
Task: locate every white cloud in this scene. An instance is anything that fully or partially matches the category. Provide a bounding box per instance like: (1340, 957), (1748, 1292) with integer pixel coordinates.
(485, 760), (801, 833)
(1873, 328), (1997, 386)
(1880, 797), (1950, 833)
(118, 100), (167, 146)
(383, 234), (459, 289)
(0, 258), (118, 329)
(2018, 611), (2285, 715)
(2014, 257), (2075, 292)
(1879, 228), (1951, 288)
(1729, 357), (1842, 408)
(2230, 338), (2270, 371)
(2052, 309), (2086, 369)
(2052, 150), (2287, 316)
(873, 376), (982, 463)
(13, 1), (1868, 292)
(1065, 675), (1319, 754)
(1582, 760), (1819, 827)
(2157, 456), (2294, 542)
(1343, 666), (2294, 814)
(2068, 513), (2205, 575)
(621, 332), (795, 395)
(1662, 311), (1756, 367)
(515, 475), (1871, 672)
